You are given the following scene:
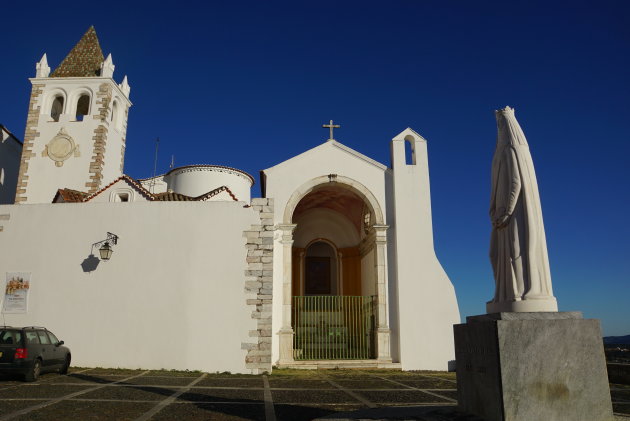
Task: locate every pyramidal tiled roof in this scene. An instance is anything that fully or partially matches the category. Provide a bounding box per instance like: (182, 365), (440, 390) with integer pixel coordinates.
(51, 26), (105, 78)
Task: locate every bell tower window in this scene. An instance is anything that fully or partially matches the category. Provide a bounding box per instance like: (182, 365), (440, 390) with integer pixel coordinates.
(75, 94), (90, 121)
(111, 100), (119, 126)
(50, 96), (64, 122)
(404, 135), (416, 165)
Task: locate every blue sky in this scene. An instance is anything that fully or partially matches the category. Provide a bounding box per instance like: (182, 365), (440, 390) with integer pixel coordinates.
(1, 1), (628, 335)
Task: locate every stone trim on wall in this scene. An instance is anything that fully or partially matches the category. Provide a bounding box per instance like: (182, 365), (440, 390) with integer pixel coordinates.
(120, 145), (126, 173)
(242, 198), (274, 374)
(0, 213), (9, 233)
(85, 83), (112, 193)
(15, 84), (44, 203)
(119, 105), (129, 173)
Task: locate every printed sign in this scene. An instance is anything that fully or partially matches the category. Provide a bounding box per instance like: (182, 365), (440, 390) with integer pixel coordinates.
(2, 273), (31, 314)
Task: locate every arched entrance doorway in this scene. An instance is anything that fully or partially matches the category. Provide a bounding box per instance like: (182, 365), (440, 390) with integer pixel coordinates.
(278, 177), (391, 363)
(303, 240), (338, 295)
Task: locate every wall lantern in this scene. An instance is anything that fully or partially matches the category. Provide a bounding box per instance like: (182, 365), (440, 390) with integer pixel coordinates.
(91, 232), (119, 262)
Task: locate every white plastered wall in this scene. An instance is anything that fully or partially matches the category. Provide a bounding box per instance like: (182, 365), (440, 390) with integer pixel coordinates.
(165, 167), (252, 202)
(389, 129), (460, 370)
(0, 201), (259, 373)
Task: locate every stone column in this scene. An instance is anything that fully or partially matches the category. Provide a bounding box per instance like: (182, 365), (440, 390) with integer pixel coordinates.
(373, 224), (392, 362)
(277, 223), (297, 364)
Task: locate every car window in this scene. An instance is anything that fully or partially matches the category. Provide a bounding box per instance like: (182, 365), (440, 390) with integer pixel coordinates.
(37, 331), (50, 344)
(25, 331), (39, 344)
(0, 330), (20, 345)
(47, 331), (59, 344)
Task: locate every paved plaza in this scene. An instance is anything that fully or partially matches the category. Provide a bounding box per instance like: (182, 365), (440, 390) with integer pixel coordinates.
(0, 368), (626, 420)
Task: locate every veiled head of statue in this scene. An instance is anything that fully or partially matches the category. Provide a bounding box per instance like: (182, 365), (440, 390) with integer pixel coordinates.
(495, 106), (529, 147)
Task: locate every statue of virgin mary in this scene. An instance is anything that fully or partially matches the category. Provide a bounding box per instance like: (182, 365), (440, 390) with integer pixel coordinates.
(488, 107), (558, 313)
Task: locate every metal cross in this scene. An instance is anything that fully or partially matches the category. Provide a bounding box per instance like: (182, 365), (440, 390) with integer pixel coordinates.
(322, 120), (340, 141)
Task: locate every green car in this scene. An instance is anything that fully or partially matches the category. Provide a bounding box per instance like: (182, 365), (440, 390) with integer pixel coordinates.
(0, 327), (71, 381)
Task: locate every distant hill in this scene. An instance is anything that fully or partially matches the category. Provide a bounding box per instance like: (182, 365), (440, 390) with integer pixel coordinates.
(604, 335), (630, 345)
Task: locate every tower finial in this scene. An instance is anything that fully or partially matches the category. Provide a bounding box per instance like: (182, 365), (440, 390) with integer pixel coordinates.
(36, 53), (50, 78)
(119, 75), (131, 97)
(101, 53), (115, 78)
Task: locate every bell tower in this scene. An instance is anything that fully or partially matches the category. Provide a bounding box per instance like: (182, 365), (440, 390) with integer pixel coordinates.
(15, 26), (132, 204)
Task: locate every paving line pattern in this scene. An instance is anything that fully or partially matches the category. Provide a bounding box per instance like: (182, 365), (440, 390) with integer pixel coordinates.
(0, 370), (150, 421)
(133, 373), (207, 421)
(370, 374), (458, 404)
(322, 376), (377, 408)
(262, 375), (277, 421)
(0, 368), (95, 392)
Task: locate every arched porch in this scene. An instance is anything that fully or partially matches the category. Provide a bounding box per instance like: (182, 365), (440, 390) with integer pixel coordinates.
(277, 176), (391, 365)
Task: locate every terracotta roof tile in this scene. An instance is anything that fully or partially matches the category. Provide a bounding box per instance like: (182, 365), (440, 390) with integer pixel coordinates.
(153, 192), (194, 201)
(154, 186), (238, 202)
(53, 188), (88, 203)
(54, 176), (239, 203)
(196, 186), (238, 201)
(83, 175), (155, 202)
(51, 26), (105, 78)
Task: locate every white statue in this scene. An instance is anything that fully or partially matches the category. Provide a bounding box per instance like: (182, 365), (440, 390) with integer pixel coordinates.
(487, 106), (558, 313)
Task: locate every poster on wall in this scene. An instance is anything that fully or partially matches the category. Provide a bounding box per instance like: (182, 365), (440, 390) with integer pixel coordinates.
(2, 273), (31, 314)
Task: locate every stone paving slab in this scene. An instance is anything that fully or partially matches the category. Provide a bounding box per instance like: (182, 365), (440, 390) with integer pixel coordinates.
(125, 376), (200, 386)
(10, 400), (156, 421)
(359, 390), (450, 404)
(331, 380), (409, 390)
(80, 385), (172, 401)
(178, 387), (265, 402)
(151, 402), (266, 421)
(275, 403), (365, 421)
(0, 401), (38, 417)
(268, 379), (334, 389)
(0, 385), (89, 399)
(271, 390), (363, 404)
(390, 379), (457, 389)
(195, 378), (263, 388)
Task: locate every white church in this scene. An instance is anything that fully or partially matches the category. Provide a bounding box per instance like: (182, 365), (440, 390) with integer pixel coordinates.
(0, 27), (460, 373)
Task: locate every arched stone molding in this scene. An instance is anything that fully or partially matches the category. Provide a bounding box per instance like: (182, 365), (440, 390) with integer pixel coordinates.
(111, 96), (124, 131)
(278, 175), (392, 365)
(282, 175), (384, 226)
(67, 87), (94, 120)
(43, 88), (68, 121)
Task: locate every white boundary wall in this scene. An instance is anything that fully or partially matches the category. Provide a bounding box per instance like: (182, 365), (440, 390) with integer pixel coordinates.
(0, 201), (258, 373)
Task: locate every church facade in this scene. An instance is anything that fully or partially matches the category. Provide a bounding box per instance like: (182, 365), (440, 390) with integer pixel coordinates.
(0, 28), (460, 373)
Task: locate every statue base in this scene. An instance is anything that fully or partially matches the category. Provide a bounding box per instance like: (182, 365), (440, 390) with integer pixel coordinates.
(453, 312), (614, 421)
(486, 296), (558, 313)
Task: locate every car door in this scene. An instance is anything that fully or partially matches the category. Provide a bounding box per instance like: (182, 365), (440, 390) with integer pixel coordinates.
(45, 331), (64, 367)
(35, 330), (55, 369)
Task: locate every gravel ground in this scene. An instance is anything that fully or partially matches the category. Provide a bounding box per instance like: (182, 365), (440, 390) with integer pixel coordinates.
(0, 368), (625, 421)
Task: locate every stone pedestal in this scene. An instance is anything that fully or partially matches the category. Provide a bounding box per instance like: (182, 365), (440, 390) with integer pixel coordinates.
(454, 312), (614, 421)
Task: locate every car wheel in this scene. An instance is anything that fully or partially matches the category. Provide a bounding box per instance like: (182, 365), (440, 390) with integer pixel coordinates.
(60, 355), (71, 375)
(25, 359), (41, 382)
